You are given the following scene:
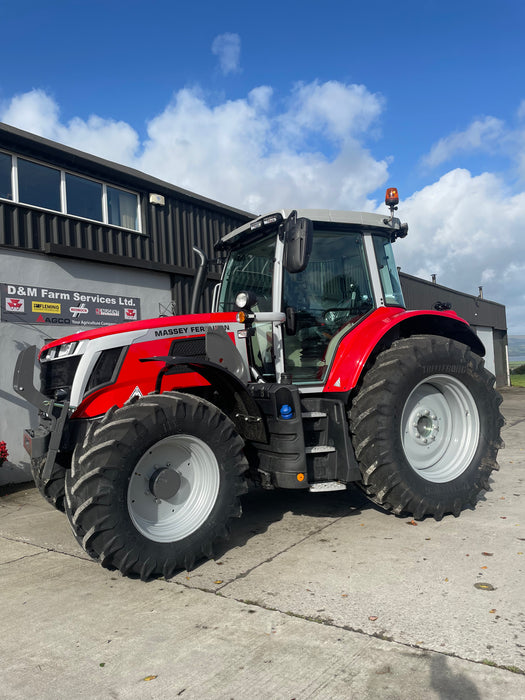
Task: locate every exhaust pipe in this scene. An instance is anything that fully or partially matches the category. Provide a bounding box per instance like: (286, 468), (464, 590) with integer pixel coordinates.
(189, 247), (208, 314)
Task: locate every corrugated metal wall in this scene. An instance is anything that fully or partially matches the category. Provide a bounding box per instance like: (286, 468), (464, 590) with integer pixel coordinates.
(1, 196), (248, 317)
(147, 199), (245, 270)
(400, 272), (507, 331)
(1, 123), (252, 316)
(0, 199), (246, 270)
(400, 272), (508, 386)
(0, 200), (150, 258)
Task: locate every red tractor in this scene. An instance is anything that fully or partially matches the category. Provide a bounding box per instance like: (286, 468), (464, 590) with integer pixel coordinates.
(14, 189), (503, 579)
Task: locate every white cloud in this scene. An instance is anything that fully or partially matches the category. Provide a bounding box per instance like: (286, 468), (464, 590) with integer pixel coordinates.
(2, 86), (525, 332)
(1, 89), (60, 138)
(276, 81), (384, 147)
(421, 117), (505, 168)
(1, 83), (387, 212)
(137, 81), (387, 212)
(211, 33), (241, 76)
(422, 111), (525, 188)
(481, 268), (495, 284)
(394, 169), (525, 333)
(1, 89), (139, 164)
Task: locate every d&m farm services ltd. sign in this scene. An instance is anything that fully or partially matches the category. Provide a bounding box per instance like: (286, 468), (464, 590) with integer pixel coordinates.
(1, 283), (141, 327)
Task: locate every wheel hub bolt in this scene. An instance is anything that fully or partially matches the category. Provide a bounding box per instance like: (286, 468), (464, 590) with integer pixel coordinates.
(413, 408), (439, 443)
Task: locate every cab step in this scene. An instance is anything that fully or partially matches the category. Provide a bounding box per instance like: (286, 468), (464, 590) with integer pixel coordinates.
(309, 481), (347, 492)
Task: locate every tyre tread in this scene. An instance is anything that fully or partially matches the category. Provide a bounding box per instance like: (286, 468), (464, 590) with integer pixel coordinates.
(349, 335), (503, 520)
(65, 392), (248, 579)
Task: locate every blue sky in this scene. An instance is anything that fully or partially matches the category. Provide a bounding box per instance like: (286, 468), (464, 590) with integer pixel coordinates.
(1, 0), (525, 333)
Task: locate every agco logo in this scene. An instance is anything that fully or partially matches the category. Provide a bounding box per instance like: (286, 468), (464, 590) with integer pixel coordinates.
(36, 314), (72, 325)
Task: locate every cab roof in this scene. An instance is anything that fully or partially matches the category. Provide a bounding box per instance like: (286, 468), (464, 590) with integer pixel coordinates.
(218, 208), (402, 249)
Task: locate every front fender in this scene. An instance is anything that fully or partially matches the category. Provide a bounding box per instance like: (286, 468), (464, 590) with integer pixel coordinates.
(324, 307), (484, 393)
(145, 355), (268, 444)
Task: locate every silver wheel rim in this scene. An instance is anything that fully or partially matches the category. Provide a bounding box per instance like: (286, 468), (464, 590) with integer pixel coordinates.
(400, 374), (480, 483)
(127, 434), (220, 542)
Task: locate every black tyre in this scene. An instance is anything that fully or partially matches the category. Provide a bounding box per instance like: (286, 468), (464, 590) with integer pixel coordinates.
(65, 392), (248, 580)
(31, 455), (69, 512)
(350, 335), (504, 520)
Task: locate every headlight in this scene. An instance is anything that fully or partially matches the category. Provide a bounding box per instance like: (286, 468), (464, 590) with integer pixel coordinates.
(41, 340), (85, 362)
(57, 341), (78, 358)
(235, 290), (257, 310)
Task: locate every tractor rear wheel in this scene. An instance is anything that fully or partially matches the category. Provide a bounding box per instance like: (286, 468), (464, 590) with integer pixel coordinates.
(65, 392), (248, 579)
(349, 335), (504, 520)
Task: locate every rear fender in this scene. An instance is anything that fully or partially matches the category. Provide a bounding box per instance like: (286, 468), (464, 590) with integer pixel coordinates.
(324, 307), (484, 393)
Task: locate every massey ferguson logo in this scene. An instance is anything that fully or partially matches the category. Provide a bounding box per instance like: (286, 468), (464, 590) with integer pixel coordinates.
(125, 308), (137, 320)
(5, 297), (24, 312)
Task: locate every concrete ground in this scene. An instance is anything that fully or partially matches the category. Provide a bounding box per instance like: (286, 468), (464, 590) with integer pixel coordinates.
(1, 387), (524, 700)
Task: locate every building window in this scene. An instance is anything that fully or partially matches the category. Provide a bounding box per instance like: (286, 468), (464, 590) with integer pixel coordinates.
(66, 173), (103, 221)
(107, 186), (138, 230)
(0, 152), (12, 199)
(18, 158), (61, 211)
(0, 151), (141, 232)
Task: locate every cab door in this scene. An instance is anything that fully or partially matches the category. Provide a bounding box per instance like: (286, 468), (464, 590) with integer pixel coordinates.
(282, 229), (374, 384)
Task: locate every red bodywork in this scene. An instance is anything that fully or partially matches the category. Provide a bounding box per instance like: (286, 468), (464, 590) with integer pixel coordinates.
(41, 307), (476, 419)
(324, 306), (473, 392)
(40, 313), (241, 420)
(40, 312), (239, 350)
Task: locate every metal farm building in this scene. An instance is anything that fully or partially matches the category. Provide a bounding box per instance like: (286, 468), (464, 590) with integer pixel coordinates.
(0, 123), (250, 482)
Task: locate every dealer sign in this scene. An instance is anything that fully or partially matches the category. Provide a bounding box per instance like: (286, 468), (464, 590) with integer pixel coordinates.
(1, 283), (141, 327)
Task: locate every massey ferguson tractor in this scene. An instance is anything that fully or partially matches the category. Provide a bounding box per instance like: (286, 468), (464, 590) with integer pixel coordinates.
(13, 188), (503, 580)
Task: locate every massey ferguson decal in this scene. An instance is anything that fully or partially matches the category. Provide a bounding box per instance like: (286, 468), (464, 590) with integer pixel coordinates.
(1, 283), (141, 326)
(5, 297), (25, 313)
(152, 323), (233, 338)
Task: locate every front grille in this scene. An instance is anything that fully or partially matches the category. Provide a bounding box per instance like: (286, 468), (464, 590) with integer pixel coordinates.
(40, 356), (82, 399)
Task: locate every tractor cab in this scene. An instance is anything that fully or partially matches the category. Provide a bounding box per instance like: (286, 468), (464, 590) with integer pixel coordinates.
(215, 199), (407, 385)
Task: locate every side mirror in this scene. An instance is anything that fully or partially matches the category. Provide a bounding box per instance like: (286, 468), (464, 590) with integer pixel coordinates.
(282, 211), (313, 273)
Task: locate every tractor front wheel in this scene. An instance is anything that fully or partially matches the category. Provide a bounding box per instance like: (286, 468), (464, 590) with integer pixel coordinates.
(350, 335), (504, 520)
(31, 455), (68, 512)
(65, 393), (248, 579)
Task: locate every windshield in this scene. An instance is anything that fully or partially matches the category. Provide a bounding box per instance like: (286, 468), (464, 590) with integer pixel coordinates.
(217, 235), (275, 312)
(282, 229), (374, 383)
(372, 236), (405, 307)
